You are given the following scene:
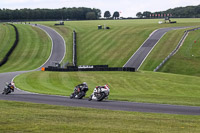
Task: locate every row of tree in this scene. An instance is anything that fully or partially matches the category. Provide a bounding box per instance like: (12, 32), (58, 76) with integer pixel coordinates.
(0, 7), (101, 20)
(104, 11), (120, 19)
(136, 5), (200, 18)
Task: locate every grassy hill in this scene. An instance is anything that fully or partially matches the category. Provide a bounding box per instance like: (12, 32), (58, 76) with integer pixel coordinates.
(0, 24), (51, 73)
(13, 19), (200, 106)
(140, 27), (200, 77)
(158, 29), (200, 76)
(38, 18), (200, 67)
(0, 24), (15, 61)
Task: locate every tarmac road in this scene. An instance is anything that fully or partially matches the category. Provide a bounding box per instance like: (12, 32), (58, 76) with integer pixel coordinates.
(1, 25), (200, 115)
(123, 27), (191, 70)
(1, 94), (200, 115)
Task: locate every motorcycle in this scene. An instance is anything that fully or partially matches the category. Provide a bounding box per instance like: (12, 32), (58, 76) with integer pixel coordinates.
(70, 83), (88, 99)
(88, 84), (110, 101)
(2, 82), (15, 95)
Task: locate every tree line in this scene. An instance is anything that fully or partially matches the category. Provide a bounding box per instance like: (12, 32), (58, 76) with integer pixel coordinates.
(0, 7), (101, 20)
(136, 5), (200, 18)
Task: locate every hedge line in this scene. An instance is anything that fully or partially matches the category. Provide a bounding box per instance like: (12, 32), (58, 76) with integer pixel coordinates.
(0, 24), (19, 66)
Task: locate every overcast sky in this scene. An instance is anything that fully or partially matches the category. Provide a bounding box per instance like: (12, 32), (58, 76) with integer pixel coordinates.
(0, 0), (199, 17)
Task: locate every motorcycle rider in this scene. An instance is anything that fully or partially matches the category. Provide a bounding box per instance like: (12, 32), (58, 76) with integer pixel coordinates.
(9, 82), (15, 92)
(70, 82), (88, 98)
(2, 82), (15, 94)
(75, 82), (88, 92)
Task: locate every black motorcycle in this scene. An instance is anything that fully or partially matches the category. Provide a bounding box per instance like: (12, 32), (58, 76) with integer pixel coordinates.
(2, 83), (15, 95)
(70, 84), (88, 99)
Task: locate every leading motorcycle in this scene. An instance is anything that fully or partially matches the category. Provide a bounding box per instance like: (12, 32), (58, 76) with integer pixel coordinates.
(88, 84), (110, 101)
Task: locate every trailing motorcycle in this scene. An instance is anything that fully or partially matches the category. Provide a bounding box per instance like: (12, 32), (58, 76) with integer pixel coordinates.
(2, 82), (15, 95)
(70, 82), (88, 99)
(88, 84), (110, 101)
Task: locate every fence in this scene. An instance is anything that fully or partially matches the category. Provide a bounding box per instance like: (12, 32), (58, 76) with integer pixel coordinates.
(154, 27), (200, 72)
(45, 65), (135, 72)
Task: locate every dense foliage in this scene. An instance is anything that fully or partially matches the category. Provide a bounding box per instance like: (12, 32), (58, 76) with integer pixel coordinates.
(0, 7), (101, 20)
(137, 5), (200, 18)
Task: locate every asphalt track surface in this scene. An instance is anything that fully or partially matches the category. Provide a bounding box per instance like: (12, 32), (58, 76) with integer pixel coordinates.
(124, 27), (191, 70)
(0, 25), (200, 115)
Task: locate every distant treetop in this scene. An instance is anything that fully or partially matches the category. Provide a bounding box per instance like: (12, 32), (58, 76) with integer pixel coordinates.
(0, 7), (102, 20)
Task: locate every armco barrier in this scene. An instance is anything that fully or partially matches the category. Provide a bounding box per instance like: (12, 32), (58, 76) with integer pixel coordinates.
(45, 66), (135, 72)
(0, 24), (19, 66)
(154, 27), (200, 72)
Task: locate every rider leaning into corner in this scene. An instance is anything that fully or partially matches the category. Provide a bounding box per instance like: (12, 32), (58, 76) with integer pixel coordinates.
(70, 82), (89, 99)
(8, 82), (15, 92)
(75, 82), (88, 92)
(2, 82), (15, 95)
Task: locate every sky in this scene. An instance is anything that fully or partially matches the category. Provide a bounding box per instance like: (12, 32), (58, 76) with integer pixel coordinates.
(0, 0), (199, 17)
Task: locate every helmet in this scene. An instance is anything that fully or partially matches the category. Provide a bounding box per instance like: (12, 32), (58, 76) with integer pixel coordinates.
(83, 82), (87, 85)
(11, 82), (15, 86)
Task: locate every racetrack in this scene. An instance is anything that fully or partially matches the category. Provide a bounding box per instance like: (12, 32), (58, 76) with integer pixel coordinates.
(1, 25), (200, 115)
(124, 27), (191, 70)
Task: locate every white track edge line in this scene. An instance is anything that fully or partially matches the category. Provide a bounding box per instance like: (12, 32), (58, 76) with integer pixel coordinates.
(123, 29), (158, 67)
(137, 32), (167, 70)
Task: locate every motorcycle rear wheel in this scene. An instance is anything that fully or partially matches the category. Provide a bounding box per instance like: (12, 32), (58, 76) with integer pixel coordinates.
(97, 92), (106, 101)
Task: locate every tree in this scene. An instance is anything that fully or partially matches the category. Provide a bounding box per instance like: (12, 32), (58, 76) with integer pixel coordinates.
(104, 11), (111, 18)
(113, 11), (120, 19)
(142, 11), (151, 18)
(136, 12), (142, 18)
(86, 12), (96, 20)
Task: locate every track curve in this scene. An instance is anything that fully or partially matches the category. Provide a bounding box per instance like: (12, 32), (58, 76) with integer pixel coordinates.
(1, 25), (200, 115)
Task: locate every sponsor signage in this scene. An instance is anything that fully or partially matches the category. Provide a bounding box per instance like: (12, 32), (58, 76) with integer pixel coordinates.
(78, 65), (94, 69)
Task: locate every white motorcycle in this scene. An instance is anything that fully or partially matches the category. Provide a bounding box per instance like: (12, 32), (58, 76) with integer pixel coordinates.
(88, 84), (110, 101)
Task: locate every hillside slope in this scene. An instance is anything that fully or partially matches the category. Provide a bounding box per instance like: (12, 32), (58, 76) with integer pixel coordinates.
(0, 24), (51, 73)
(0, 24), (15, 61)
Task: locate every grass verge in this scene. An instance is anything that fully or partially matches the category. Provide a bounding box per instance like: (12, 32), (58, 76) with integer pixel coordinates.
(0, 24), (15, 61)
(0, 24), (51, 73)
(0, 100), (200, 133)
(15, 71), (200, 106)
(158, 30), (200, 76)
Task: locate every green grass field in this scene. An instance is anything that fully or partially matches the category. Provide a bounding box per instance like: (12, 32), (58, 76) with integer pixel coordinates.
(158, 30), (200, 76)
(0, 24), (15, 61)
(14, 71), (200, 106)
(37, 18), (200, 67)
(0, 100), (200, 133)
(0, 24), (51, 73)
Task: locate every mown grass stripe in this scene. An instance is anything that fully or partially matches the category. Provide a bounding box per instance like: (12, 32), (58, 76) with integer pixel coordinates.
(158, 29), (200, 76)
(0, 24), (15, 61)
(0, 24), (51, 73)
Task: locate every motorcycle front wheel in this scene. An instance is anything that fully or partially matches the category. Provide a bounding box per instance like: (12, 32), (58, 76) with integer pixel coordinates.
(77, 92), (85, 99)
